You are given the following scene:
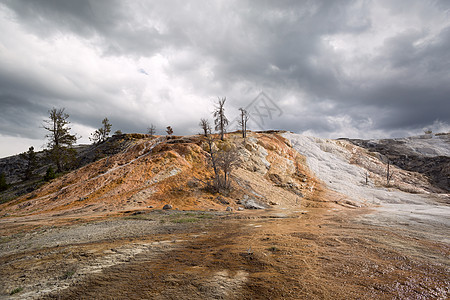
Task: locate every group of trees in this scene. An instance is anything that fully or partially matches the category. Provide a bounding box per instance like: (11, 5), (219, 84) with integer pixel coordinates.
(7, 97), (249, 194)
(208, 97), (249, 141)
(13, 109), (112, 184)
(199, 97), (250, 192)
(148, 124), (173, 136)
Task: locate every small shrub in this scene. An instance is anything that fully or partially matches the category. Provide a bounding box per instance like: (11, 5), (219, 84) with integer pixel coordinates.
(170, 217), (198, 224)
(60, 269), (75, 280)
(44, 166), (56, 181)
(10, 287), (23, 295)
(267, 246), (279, 252)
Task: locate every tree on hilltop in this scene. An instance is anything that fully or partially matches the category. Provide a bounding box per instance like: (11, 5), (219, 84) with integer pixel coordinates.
(148, 124), (156, 137)
(166, 126), (173, 136)
(90, 117), (112, 144)
(238, 108), (249, 139)
(199, 118), (212, 137)
(43, 108), (77, 173)
(214, 97), (229, 141)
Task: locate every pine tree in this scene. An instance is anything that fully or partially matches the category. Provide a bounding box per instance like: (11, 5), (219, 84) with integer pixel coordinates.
(43, 108), (77, 173)
(90, 117), (112, 144)
(0, 172), (8, 191)
(44, 166), (56, 181)
(19, 146), (38, 180)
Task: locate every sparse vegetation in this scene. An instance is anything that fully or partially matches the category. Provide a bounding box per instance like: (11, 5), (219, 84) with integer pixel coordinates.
(267, 246), (279, 252)
(10, 287), (23, 295)
(170, 217), (198, 224)
(60, 269), (76, 280)
(166, 126), (173, 136)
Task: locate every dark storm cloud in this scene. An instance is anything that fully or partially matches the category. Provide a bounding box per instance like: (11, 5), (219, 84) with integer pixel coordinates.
(0, 94), (48, 138)
(2, 0), (121, 38)
(0, 0), (449, 157)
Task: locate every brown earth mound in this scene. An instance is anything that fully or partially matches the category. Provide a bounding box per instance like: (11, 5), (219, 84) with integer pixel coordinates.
(0, 132), (322, 224)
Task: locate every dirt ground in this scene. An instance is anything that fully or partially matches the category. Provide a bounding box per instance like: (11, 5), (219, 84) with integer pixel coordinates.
(1, 202), (448, 300)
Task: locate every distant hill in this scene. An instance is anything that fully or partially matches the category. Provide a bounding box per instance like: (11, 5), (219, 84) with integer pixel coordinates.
(346, 133), (450, 192)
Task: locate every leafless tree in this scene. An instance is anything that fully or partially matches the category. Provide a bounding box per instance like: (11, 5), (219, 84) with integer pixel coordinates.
(213, 97), (229, 141)
(216, 147), (239, 190)
(203, 133), (238, 192)
(199, 118), (212, 137)
(166, 126), (173, 136)
(205, 134), (219, 187)
(148, 124), (156, 137)
(386, 160), (394, 186)
(238, 108), (249, 139)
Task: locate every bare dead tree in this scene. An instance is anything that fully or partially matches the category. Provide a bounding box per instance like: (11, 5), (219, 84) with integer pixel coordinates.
(148, 124), (156, 137)
(386, 160), (394, 186)
(199, 118), (211, 137)
(238, 108), (249, 139)
(216, 147), (239, 190)
(213, 97), (229, 141)
(203, 132), (238, 192)
(205, 134), (219, 188)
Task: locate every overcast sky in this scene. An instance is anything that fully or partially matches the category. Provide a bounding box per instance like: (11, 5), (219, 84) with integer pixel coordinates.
(1, 0), (449, 158)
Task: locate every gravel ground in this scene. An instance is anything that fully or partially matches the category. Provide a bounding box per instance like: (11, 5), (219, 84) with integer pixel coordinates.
(0, 210), (223, 257)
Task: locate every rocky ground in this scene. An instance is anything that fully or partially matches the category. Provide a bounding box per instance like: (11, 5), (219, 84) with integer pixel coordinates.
(0, 131), (448, 299)
(1, 204), (448, 299)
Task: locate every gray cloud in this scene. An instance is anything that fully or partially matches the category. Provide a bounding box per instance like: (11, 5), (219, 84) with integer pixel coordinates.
(0, 0), (449, 157)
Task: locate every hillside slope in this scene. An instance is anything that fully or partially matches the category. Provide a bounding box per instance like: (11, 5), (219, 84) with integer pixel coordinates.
(284, 132), (449, 242)
(347, 133), (450, 192)
(0, 132), (323, 222)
